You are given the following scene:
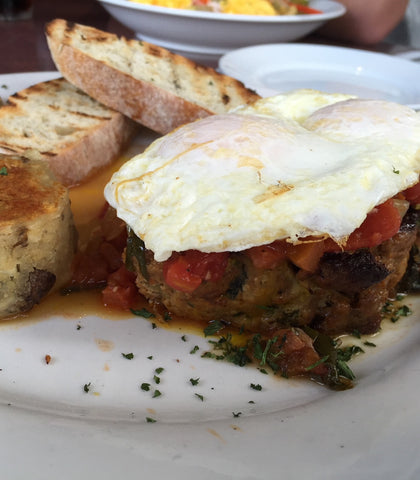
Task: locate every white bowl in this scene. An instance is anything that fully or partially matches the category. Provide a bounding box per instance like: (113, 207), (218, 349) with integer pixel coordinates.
(98, 0), (346, 65)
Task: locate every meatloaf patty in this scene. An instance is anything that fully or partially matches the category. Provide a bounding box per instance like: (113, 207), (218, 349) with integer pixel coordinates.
(127, 209), (418, 337)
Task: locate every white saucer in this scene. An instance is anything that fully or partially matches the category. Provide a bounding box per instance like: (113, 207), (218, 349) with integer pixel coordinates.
(219, 43), (420, 109)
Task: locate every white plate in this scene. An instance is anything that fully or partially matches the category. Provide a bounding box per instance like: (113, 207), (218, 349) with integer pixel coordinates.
(97, 0), (345, 65)
(219, 43), (420, 109)
(2, 71), (420, 480)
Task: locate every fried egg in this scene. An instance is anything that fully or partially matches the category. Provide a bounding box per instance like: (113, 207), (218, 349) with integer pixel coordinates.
(105, 90), (420, 262)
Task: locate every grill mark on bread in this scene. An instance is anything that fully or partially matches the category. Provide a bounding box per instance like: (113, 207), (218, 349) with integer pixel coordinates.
(9, 92), (27, 101)
(64, 20), (76, 35)
(146, 43), (164, 58)
(0, 77), (137, 185)
(222, 93), (230, 106)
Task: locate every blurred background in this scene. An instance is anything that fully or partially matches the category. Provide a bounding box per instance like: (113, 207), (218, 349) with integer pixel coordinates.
(0, 0), (418, 73)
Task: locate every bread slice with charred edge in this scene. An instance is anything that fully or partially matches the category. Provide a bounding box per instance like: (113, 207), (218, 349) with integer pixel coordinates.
(0, 154), (77, 318)
(0, 77), (138, 187)
(45, 19), (261, 135)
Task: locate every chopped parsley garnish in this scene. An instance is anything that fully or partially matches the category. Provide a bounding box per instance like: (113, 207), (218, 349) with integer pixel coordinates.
(153, 375), (161, 384)
(203, 333), (251, 367)
(189, 377), (200, 386)
(252, 333), (282, 372)
(194, 393), (204, 401)
(250, 383), (262, 391)
(363, 341), (376, 347)
(155, 367), (164, 375)
(190, 345), (199, 354)
(392, 166), (400, 174)
(0, 166), (8, 176)
(301, 326), (363, 389)
(232, 412), (242, 418)
(181, 335), (188, 342)
(140, 383), (151, 391)
(304, 355), (329, 372)
(203, 320), (225, 337)
(83, 382), (91, 393)
(122, 352), (134, 360)
(152, 389), (162, 398)
(126, 229), (148, 279)
(382, 300), (412, 323)
(391, 304), (412, 323)
(131, 308), (155, 318)
(146, 417), (157, 423)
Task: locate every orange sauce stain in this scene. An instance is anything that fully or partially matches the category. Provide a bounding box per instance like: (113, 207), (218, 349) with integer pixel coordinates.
(95, 338), (115, 352)
(206, 428), (226, 444)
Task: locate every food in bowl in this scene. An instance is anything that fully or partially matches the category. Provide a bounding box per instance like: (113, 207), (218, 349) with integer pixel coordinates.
(127, 0), (322, 15)
(105, 89), (420, 388)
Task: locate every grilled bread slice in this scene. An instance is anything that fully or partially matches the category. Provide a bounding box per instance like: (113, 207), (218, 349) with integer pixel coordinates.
(0, 155), (77, 318)
(45, 19), (261, 135)
(0, 77), (138, 186)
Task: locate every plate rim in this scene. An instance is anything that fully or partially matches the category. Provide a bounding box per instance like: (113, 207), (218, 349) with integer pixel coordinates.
(1, 69), (420, 480)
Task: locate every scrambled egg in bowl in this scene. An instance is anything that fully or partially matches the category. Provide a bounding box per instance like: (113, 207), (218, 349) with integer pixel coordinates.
(128, 0), (317, 16)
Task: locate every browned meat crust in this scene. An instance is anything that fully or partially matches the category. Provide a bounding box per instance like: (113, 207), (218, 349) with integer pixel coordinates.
(129, 210), (418, 337)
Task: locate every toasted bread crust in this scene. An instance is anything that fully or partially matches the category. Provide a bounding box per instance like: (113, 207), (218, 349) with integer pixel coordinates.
(46, 19), (261, 134)
(0, 78), (138, 186)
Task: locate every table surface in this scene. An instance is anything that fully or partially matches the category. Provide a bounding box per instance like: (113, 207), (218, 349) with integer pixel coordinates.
(0, 0), (414, 75)
(0, 0), (134, 74)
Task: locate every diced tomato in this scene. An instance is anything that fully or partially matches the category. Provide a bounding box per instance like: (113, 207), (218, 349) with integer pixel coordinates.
(245, 240), (289, 269)
(403, 182), (420, 205)
(184, 250), (229, 282)
(163, 250), (229, 293)
(102, 266), (138, 310)
(325, 199), (402, 252)
(294, 4), (322, 14)
(107, 264), (137, 288)
(246, 240), (324, 272)
(287, 241), (325, 273)
(286, 1), (322, 14)
(246, 199), (402, 271)
(163, 255), (203, 293)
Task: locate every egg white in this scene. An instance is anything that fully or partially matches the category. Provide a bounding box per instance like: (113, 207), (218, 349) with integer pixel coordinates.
(105, 90), (420, 262)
